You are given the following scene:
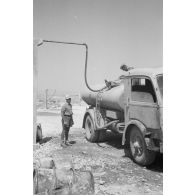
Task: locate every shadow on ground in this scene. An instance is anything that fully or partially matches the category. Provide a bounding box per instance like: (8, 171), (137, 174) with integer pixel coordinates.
(69, 141), (76, 145)
(103, 131), (123, 149)
(146, 154), (163, 173)
(39, 137), (52, 144)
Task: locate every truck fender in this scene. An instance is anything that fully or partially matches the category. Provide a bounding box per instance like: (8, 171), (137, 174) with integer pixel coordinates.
(82, 108), (96, 128)
(122, 120), (147, 145)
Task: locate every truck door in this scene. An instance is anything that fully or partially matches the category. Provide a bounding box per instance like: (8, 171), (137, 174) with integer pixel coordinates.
(129, 77), (160, 130)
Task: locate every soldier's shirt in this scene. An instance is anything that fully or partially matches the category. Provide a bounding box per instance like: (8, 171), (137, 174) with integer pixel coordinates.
(61, 103), (73, 126)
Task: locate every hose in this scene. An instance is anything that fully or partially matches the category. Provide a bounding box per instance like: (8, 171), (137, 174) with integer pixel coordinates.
(83, 44), (106, 92)
(42, 40), (106, 92)
(38, 40), (117, 132)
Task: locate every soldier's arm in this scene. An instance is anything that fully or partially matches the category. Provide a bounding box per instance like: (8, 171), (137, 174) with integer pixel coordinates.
(71, 108), (74, 125)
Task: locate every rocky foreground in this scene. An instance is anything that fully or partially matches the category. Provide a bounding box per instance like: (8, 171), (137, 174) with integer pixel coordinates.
(34, 127), (163, 195)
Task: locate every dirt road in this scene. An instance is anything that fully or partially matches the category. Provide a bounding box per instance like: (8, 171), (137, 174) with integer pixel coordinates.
(34, 107), (163, 195)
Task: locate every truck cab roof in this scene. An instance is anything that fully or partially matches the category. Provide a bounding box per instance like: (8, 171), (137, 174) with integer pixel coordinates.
(124, 67), (162, 77)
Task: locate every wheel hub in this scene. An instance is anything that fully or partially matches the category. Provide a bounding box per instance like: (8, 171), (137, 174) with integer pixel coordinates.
(132, 138), (143, 156)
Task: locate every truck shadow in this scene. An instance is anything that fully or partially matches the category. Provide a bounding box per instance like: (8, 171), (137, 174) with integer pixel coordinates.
(103, 131), (123, 149)
(146, 154), (163, 172)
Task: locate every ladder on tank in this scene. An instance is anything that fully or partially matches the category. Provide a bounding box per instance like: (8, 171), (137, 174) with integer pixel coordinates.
(95, 91), (104, 128)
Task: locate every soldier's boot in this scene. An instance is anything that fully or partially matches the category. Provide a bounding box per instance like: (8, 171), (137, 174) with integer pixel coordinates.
(60, 141), (66, 147)
(65, 131), (72, 146)
(65, 140), (72, 146)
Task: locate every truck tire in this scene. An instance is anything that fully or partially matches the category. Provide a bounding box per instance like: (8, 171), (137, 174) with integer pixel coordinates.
(36, 124), (43, 143)
(84, 115), (100, 142)
(125, 126), (156, 166)
(98, 130), (107, 142)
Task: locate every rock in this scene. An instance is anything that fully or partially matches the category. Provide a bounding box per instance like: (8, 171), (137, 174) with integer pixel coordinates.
(55, 167), (74, 188)
(50, 187), (70, 195)
(38, 158), (55, 169)
(85, 166), (92, 172)
(141, 179), (146, 183)
(98, 179), (106, 185)
(34, 168), (56, 194)
(36, 187), (70, 195)
(55, 160), (72, 170)
(144, 188), (151, 193)
(93, 172), (106, 177)
(34, 167), (95, 195)
(70, 171), (95, 195)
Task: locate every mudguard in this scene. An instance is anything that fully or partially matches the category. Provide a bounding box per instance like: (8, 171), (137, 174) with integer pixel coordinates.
(82, 108), (96, 129)
(122, 120), (147, 145)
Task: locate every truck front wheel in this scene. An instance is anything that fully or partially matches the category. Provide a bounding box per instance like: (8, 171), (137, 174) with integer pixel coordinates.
(84, 115), (100, 142)
(125, 126), (156, 166)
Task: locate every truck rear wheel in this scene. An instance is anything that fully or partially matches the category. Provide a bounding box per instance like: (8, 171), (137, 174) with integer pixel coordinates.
(98, 130), (107, 142)
(84, 115), (100, 142)
(125, 126), (156, 166)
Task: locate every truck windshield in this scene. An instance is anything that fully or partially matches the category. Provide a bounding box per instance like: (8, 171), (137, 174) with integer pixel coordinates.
(157, 75), (163, 98)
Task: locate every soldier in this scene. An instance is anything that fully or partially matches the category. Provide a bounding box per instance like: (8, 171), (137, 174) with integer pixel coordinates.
(61, 95), (74, 147)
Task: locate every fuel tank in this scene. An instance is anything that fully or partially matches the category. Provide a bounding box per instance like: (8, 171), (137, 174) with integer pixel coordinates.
(81, 83), (125, 112)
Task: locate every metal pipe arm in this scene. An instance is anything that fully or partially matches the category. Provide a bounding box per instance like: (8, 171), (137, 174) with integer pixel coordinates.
(37, 39), (106, 92)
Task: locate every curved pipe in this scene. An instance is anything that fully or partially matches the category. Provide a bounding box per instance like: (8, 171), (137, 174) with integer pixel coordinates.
(96, 120), (119, 130)
(83, 43), (106, 92)
(41, 40), (105, 92)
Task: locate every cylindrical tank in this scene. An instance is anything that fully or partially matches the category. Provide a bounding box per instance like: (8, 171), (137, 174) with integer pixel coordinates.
(81, 83), (125, 112)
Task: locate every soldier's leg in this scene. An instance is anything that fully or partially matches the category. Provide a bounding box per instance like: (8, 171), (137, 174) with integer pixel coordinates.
(61, 119), (66, 147)
(65, 126), (71, 145)
(64, 126), (70, 141)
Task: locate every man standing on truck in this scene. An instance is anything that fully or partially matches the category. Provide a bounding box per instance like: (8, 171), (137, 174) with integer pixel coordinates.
(61, 95), (74, 147)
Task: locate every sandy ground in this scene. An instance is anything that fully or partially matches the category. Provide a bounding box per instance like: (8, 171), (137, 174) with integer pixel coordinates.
(35, 106), (163, 195)
(37, 105), (86, 136)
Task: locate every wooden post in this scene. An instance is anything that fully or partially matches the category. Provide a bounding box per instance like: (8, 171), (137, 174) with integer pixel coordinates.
(33, 40), (38, 145)
(33, 39), (43, 147)
(45, 89), (48, 109)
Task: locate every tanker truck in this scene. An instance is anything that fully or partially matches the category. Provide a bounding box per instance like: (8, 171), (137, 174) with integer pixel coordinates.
(35, 40), (162, 166)
(81, 67), (163, 166)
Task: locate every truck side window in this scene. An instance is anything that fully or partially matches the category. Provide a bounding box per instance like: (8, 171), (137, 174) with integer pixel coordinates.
(131, 78), (157, 103)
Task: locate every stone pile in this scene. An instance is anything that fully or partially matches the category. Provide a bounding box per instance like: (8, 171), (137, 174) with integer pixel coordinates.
(33, 157), (95, 195)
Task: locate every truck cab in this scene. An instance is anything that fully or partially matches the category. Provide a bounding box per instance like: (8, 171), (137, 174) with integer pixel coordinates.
(122, 68), (163, 165)
(82, 67), (163, 166)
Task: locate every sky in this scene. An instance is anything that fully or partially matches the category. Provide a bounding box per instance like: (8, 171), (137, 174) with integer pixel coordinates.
(33, 0), (162, 94)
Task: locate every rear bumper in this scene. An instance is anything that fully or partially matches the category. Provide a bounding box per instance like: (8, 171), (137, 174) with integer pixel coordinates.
(145, 128), (163, 153)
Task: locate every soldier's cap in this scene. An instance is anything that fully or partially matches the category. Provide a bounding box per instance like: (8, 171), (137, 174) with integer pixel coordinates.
(65, 95), (71, 100)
